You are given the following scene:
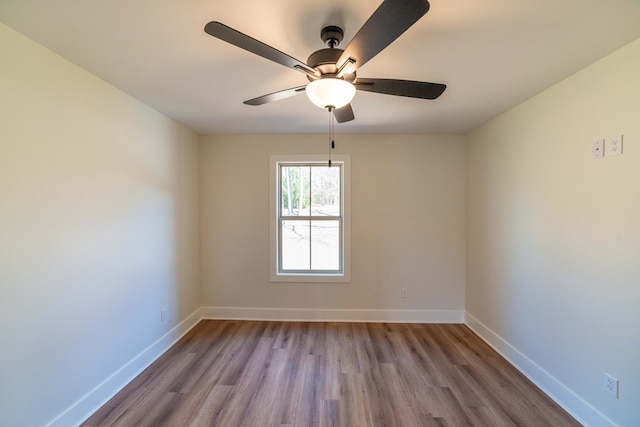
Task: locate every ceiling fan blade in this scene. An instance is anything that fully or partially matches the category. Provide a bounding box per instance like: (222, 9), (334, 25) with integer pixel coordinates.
(204, 21), (319, 76)
(336, 0), (430, 75)
(243, 86), (307, 106)
(354, 78), (446, 99)
(333, 104), (355, 123)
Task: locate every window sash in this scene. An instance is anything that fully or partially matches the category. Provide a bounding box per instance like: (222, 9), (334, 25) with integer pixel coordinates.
(278, 218), (343, 274)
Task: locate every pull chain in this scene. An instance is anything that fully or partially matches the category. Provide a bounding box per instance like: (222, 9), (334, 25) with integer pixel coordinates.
(328, 107), (335, 167)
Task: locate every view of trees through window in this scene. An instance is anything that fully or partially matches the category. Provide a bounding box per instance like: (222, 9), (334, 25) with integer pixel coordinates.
(279, 164), (342, 272)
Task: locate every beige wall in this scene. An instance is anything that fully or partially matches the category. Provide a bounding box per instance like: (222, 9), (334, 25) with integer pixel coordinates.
(200, 134), (466, 320)
(466, 39), (640, 426)
(0, 23), (200, 426)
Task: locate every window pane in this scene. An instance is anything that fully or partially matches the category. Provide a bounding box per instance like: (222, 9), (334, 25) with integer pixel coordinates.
(281, 166), (310, 216)
(311, 165), (340, 216)
(281, 220), (310, 270)
(311, 220), (340, 270)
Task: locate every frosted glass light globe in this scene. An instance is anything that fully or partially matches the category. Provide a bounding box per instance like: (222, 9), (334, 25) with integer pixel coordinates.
(306, 78), (356, 109)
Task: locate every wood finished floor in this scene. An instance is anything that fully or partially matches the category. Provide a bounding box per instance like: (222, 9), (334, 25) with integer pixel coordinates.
(83, 320), (581, 427)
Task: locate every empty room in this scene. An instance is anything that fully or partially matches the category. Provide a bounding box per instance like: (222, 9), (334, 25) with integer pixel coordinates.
(1, 0), (639, 426)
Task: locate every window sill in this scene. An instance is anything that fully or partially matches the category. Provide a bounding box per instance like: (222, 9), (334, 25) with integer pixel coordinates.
(270, 273), (351, 283)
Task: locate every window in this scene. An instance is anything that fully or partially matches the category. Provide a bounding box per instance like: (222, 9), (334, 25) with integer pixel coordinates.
(270, 155), (350, 282)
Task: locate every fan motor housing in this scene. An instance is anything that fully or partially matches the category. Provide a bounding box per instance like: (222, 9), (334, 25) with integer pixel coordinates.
(305, 25), (356, 82)
(306, 48), (356, 82)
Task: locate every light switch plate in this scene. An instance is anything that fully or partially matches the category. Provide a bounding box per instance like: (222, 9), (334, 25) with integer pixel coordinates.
(592, 139), (604, 159)
(608, 135), (623, 155)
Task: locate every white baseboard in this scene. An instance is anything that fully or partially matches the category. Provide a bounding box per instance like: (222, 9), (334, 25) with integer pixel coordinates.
(464, 312), (616, 427)
(202, 306), (464, 323)
(46, 308), (203, 427)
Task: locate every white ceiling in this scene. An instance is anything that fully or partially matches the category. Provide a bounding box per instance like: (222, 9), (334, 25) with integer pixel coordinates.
(1, 0), (639, 135)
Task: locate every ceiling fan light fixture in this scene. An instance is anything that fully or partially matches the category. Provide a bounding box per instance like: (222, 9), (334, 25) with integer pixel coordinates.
(306, 78), (356, 110)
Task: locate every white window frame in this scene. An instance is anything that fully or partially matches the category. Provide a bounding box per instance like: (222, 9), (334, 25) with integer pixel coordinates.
(270, 154), (351, 283)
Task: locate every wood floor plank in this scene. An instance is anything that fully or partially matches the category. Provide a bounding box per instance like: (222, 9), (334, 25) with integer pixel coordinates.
(82, 320), (581, 427)
(322, 325), (342, 401)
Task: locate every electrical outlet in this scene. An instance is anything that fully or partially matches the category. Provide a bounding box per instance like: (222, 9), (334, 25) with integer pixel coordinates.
(160, 308), (167, 322)
(604, 373), (619, 398)
(607, 134), (623, 156)
(401, 288), (408, 299)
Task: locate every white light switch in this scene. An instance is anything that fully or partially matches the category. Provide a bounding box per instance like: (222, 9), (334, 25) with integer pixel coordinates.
(592, 139), (604, 159)
(608, 135), (623, 155)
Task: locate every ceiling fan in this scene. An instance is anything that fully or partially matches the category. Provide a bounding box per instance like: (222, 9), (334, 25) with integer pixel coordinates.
(204, 0), (446, 123)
